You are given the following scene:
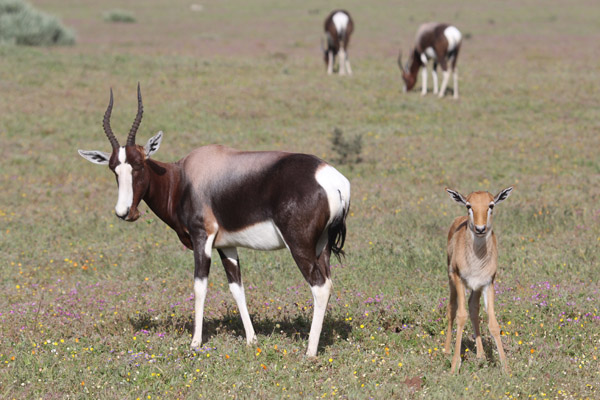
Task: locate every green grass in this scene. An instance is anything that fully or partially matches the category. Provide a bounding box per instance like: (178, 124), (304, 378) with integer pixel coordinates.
(1, 0), (600, 398)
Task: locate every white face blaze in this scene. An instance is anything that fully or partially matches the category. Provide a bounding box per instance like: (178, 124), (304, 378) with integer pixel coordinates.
(114, 147), (134, 218)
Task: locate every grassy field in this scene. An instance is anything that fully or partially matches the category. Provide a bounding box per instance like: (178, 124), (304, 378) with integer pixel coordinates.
(1, 0), (600, 398)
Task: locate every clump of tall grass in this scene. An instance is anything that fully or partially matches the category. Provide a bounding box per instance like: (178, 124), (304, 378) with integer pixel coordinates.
(103, 9), (136, 23)
(330, 127), (363, 166)
(0, 0), (75, 45)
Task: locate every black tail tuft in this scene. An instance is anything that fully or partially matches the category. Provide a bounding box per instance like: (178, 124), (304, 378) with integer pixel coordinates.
(329, 207), (348, 261)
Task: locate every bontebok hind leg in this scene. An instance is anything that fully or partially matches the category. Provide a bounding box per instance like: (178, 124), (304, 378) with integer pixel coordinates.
(218, 247), (257, 345)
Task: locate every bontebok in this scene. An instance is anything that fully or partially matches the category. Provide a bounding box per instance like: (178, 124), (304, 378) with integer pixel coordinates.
(322, 10), (354, 76)
(444, 186), (513, 373)
(398, 23), (462, 98)
(79, 85), (351, 356)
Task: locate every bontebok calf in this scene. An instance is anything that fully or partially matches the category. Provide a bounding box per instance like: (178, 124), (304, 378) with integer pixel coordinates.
(444, 186), (513, 373)
(78, 85), (351, 356)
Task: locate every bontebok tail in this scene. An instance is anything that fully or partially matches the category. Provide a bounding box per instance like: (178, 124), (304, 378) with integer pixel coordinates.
(329, 199), (348, 259)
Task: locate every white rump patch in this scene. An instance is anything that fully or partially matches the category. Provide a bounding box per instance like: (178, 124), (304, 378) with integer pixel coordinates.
(315, 165), (350, 256)
(315, 165), (351, 226)
(332, 12), (349, 34)
(114, 147), (133, 217)
(214, 220), (287, 251)
(444, 26), (462, 52)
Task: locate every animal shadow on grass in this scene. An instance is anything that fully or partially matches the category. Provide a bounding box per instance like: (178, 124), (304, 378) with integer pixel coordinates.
(439, 87), (457, 98)
(454, 335), (501, 368)
(129, 312), (352, 350)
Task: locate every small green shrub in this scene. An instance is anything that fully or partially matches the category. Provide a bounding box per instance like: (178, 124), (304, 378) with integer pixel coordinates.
(103, 9), (136, 23)
(330, 127), (363, 166)
(0, 0), (75, 45)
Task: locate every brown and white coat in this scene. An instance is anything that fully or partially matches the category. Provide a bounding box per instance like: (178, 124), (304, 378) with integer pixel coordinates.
(323, 10), (354, 75)
(79, 85), (351, 356)
(399, 23), (462, 98)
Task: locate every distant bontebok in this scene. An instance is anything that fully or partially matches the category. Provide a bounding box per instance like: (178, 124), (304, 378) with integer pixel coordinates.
(78, 85), (351, 356)
(444, 186), (513, 373)
(399, 23), (462, 98)
(322, 10), (354, 75)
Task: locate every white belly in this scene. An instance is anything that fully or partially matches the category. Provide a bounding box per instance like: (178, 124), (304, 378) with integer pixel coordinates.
(214, 220), (287, 251)
(424, 47), (437, 60)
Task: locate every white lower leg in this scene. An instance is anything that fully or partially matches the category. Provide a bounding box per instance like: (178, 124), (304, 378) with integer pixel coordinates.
(191, 277), (208, 348)
(345, 58), (352, 75)
(421, 67), (428, 95)
(432, 70), (439, 94)
(439, 70), (451, 98)
(306, 279), (332, 356)
(229, 282), (257, 344)
(339, 50), (347, 75)
(453, 69), (459, 98)
(327, 52), (333, 75)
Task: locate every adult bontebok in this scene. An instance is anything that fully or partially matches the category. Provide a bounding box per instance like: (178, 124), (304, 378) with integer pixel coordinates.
(78, 85), (351, 357)
(398, 23), (462, 98)
(444, 186), (513, 373)
(322, 9), (354, 75)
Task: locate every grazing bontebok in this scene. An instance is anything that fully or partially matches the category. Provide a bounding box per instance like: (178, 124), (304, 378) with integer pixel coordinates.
(398, 23), (462, 98)
(322, 9), (354, 75)
(444, 186), (513, 373)
(78, 85), (351, 356)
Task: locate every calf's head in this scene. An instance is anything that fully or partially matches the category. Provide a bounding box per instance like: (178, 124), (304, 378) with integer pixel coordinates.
(446, 187), (513, 236)
(78, 84), (163, 221)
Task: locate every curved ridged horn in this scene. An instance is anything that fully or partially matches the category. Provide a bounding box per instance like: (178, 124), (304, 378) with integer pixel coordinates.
(126, 82), (143, 146)
(397, 50), (405, 72)
(103, 88), (120, 149)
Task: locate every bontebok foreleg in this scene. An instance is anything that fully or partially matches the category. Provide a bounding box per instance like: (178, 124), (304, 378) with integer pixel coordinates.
(190, 232), (214, 348)
(218, 247), (257, 345)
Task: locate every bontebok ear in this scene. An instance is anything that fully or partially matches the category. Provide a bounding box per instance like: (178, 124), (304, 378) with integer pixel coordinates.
(494, 186), (513, 204)
(144, 131), (163, 158)
(78, 149), (111, 165)
(445, 188), (467, 205)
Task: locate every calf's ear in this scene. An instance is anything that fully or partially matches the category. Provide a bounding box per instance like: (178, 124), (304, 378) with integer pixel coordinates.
(445, 188), (467, 205)
(494, 187), (513, 204)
